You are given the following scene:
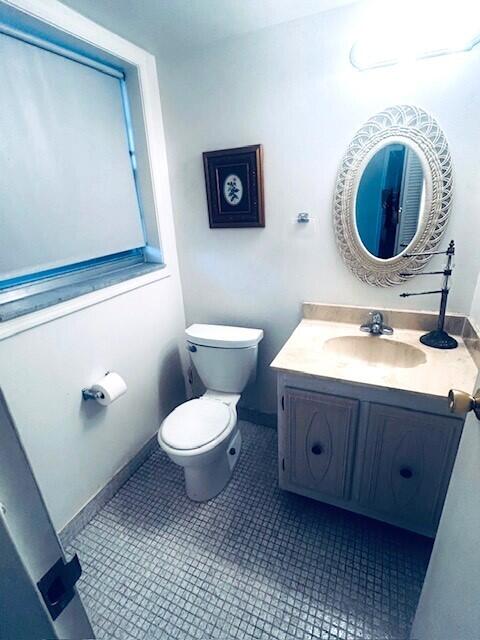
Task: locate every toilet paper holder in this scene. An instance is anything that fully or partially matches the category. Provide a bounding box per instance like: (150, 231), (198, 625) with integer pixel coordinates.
(81, 371), (127, 405)
(82, 371), (109, 401)
(82, 388), (105, 401)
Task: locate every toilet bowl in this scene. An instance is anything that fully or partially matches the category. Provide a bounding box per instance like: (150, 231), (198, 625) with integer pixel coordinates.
(158, 324), (263, 501)
(158, 391), (241, 501)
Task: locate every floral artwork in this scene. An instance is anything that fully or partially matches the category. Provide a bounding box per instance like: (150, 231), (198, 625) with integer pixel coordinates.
(223, 174), (243, 206)
(203, 145), (264, 228)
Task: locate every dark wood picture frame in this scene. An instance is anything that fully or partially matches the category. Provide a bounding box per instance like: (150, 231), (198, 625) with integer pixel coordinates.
(203, 144), (264, 228)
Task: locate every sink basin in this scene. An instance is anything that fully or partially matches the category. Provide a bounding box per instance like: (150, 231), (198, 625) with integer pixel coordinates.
(322, 335), (427, 369)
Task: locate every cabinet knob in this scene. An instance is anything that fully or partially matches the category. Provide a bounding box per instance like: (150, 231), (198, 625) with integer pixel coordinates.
(311, 444), (323, 455)
(399, 466), (413, 479)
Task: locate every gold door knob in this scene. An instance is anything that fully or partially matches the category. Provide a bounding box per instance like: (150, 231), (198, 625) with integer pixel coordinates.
(448, 388), (480, 419)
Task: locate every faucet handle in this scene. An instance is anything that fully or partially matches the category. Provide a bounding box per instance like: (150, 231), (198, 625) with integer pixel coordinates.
(361, 310), (393, 335)
(370, 311), (384, 324)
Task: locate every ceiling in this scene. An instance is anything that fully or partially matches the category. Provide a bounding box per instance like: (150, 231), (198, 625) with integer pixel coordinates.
(61, 0), (360, 58)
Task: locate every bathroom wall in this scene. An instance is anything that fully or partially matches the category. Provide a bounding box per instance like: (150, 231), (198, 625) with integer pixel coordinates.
(0, 279), (186, 532)
(0, 0), (187, 533)
(469, 272), (480, 329)
(157, 3), (480, 414)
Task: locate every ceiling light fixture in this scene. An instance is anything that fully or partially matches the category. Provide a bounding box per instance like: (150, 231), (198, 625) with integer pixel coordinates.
(350, 0), (480, 70)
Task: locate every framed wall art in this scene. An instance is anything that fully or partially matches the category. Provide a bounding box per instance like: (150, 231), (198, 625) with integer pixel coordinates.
(203, 144), (264, 228)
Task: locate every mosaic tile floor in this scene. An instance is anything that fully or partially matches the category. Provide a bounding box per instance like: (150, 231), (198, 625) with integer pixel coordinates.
(67, 422), (432, 640)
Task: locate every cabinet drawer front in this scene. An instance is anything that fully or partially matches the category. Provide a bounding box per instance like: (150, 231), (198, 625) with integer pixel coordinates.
(285, 388), (359, 500)
(360, 403), (461, 531)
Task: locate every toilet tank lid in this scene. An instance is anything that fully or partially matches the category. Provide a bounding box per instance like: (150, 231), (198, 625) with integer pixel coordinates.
(186, 324), (263, 348)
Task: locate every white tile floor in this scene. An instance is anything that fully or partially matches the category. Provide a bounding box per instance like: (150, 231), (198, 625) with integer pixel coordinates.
(67, 421), (432, 639)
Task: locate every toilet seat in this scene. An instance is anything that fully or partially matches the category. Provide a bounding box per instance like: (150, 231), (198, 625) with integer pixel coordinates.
(160, 398), (234, 451)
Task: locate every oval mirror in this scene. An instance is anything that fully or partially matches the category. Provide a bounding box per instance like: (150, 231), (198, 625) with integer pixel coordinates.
(355, 143), (425, 259)
(333, 105), (453, 287)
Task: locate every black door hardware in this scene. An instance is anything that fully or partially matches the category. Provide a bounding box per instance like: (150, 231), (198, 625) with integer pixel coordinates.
(37, 554), (82, 620)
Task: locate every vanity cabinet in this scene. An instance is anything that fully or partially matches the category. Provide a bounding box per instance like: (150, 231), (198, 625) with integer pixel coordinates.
(278, 373), (464, 537)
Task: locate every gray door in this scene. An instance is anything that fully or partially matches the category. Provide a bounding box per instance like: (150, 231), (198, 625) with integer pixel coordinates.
(0, 389), (94, 640)
(411, 372), (480, 639)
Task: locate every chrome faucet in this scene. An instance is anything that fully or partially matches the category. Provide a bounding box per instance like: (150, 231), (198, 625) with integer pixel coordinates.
(360, 311), (393, 336)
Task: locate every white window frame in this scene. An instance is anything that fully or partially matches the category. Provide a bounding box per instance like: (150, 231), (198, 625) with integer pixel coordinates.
(0, 0), (179, 340)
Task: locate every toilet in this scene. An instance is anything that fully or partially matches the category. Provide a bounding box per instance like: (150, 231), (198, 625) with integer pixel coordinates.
(158, 323), (263, 501)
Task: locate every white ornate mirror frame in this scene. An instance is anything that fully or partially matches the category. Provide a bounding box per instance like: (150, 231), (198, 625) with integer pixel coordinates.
(333, 105), (453, 287)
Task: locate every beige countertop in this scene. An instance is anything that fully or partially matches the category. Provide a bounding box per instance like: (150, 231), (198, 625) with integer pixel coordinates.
(271, 313), (479, 399)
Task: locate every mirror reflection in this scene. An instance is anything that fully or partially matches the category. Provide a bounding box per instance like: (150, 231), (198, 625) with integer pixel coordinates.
(356, 143), (425, 259)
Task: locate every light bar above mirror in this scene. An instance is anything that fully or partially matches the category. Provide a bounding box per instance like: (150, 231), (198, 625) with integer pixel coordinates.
(350, 0), (480, 70)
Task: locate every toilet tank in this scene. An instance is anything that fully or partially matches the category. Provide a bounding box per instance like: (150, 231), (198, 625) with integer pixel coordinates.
(186, 324), (263, 393)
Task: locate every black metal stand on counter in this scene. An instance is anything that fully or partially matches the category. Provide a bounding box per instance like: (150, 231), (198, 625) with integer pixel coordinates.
(399, 240), (458, 350)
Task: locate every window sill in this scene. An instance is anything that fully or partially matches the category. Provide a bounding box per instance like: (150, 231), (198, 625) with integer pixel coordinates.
(0, 262), (169, 341)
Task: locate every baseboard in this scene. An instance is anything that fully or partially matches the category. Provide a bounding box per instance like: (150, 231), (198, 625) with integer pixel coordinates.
(58, 434), (157, 548)
(238, 407), (277, 429)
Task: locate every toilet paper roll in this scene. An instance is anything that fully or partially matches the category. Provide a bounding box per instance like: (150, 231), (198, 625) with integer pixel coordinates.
(91, 372), (127, 406)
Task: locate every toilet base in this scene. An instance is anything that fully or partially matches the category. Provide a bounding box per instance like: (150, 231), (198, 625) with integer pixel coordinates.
(184, 430), (242, 501)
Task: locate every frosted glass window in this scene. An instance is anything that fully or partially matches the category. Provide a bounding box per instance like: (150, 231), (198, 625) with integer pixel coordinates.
(0, 30), (145, 282)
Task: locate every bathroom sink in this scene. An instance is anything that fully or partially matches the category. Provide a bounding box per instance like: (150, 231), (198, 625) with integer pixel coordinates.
(322, 335), (427, 369)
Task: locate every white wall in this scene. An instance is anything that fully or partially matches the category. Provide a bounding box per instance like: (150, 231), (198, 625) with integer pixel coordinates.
(0, 0), (187, 532)
(157, 3), (480, 414)
(0, 278), (186, 532)
(469, 272), (480, 329)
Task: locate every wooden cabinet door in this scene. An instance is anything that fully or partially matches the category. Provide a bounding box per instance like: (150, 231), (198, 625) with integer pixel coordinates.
(359, 403), (462, 534)
(284, 388), (359, 500)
